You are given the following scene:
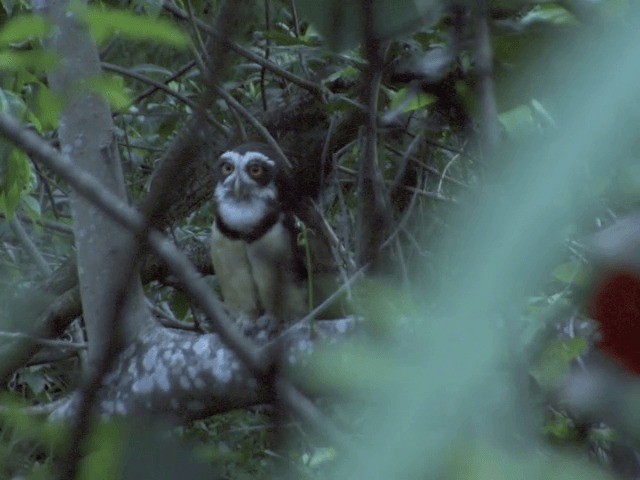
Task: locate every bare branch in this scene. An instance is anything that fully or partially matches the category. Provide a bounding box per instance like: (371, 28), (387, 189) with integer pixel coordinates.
(131, 61), (196, 106)
(473, 0), (500, 152)
(356, 0), (392, 271)
(102, 62), (229, 134)
(212, 83), (291, 168)
(9, 216), (52, 275)
(0, 330), (86, 350)
(162, 0), (325, 98)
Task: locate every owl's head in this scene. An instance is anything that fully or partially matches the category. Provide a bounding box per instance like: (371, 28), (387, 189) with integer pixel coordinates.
(213, 143), (285, 235)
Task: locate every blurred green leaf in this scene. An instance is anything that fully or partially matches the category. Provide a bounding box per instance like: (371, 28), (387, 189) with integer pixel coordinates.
(85, 74), (131, 110)
(498, 104), (537, 138)
(552, 261), (590, 286)
(20, 194), (41, 219)
(448, 443), (614, 480)
(324, 66), (360, 84)
(544, 413), (578, 441)
(297, 0), (439, 50)
(33, 83), (61, 130)
(263, 30), (317, 47)
(171, 290), (192, 320)
(530, 338), (587, 390)
(611, 162), (640, 205)
(0, 13), (50, 45)
(79, 421), (125, 480)
(0, 147), (30, 219)
(0, 50), (57, 71)
(520, 4), (579, 28)
(303, 447), (337, 468)
(389, 87), (436, 113)
(299, 341), (403, 394)
(78, 5), (189, 47)
(20, 369), (47, 395)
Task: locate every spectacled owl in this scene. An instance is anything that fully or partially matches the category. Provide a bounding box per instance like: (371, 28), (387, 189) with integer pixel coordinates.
(211, 143), (318, 327)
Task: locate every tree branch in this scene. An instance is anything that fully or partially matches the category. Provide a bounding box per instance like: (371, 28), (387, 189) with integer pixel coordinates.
(102, 62), (229, 134)
(9, 216), (52, 276)
(473, 0), (500, 152)
(357, 0), (392, 271)
(162, 0), (325, 98)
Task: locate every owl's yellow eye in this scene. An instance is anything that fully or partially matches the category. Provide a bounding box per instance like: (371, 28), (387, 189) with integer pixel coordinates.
(220, 163), (234, 176)
(248, 164), (264, 178)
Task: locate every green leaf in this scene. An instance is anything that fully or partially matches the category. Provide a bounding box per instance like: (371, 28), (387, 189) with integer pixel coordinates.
(0, 87), (27, 117)
(79, 421), (125, 480)
(170, 290), (191, 320)
(297, 0), (440, 50)
(389, 87), (435, 113)
(0, 14), (51, 45)
(552, 261), (590, 287)
(78, 5), (189, 47)
(34, 83), (62, 129)
(0, 49), (57, 71)
(20, 369), (47, 395)
(543, 413), (580, 441)
(530, 338), (587, 390)
(520, 4), (579, 28)
(263, 30), (317, 47)
(85, 74), (131, 110)
(0, 147), (31, 219)
(302, 447), (337, 468)
(20, 194), (41, 219)
(324, 65), (360, 84)
(0, 0), (16, 16)
(498, 104), (538, 139)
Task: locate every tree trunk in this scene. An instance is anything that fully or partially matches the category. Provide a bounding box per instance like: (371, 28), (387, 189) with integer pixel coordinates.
(35, 0), (150, 372)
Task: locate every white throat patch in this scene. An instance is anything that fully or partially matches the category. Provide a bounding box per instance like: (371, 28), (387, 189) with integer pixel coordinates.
(215, 193), (270, 233)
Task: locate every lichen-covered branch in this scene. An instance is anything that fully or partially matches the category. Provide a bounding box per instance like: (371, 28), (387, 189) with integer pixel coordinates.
(49, 318), (356, 421)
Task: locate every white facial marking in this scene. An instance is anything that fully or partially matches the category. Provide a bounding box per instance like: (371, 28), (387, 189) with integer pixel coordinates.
(215, 150), (278, 232)
(220, 150), (275, 167)
(215, 197), (270, 232)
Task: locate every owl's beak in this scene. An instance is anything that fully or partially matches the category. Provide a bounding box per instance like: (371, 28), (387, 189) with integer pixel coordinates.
(232, 175), (248, 198)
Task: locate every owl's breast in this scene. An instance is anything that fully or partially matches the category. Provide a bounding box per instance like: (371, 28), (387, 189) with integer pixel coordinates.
(210, 217), (307, 321)
(210, 222), (261, 318)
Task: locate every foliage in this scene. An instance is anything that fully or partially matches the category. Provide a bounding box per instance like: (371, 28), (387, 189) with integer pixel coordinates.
(0, 0), (638, 479)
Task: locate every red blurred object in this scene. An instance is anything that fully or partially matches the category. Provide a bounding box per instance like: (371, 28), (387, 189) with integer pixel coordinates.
(590, 271), (640, 376)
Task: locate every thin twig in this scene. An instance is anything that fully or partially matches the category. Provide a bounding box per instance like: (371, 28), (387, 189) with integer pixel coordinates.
(14, 212), (73, 236)
(389, 133), (422, 194)
(148, 300), (198, 331)
(473, 0), (499, 152)
(260, 0), (271, 112)
(162, 0), (325, 98)
(384, 144), (469, 188)
(185, 0), (208, 60)
(289, 0), (310, 77)
(212, 83), (291, 168)
(339, 165), (455, 202)
(0, 330), (86, 350)
(132, 61), (196, 106)
(381, 172), (422, 250)
(437, 152), (461, 195)
(102, 62), (229, 134)
(30, 158), (61, 218)
(294, 266), (365, 326)
(357, 0), (392, 270)
(277, 378), (353, 451)
(9, 216), (52, 275)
